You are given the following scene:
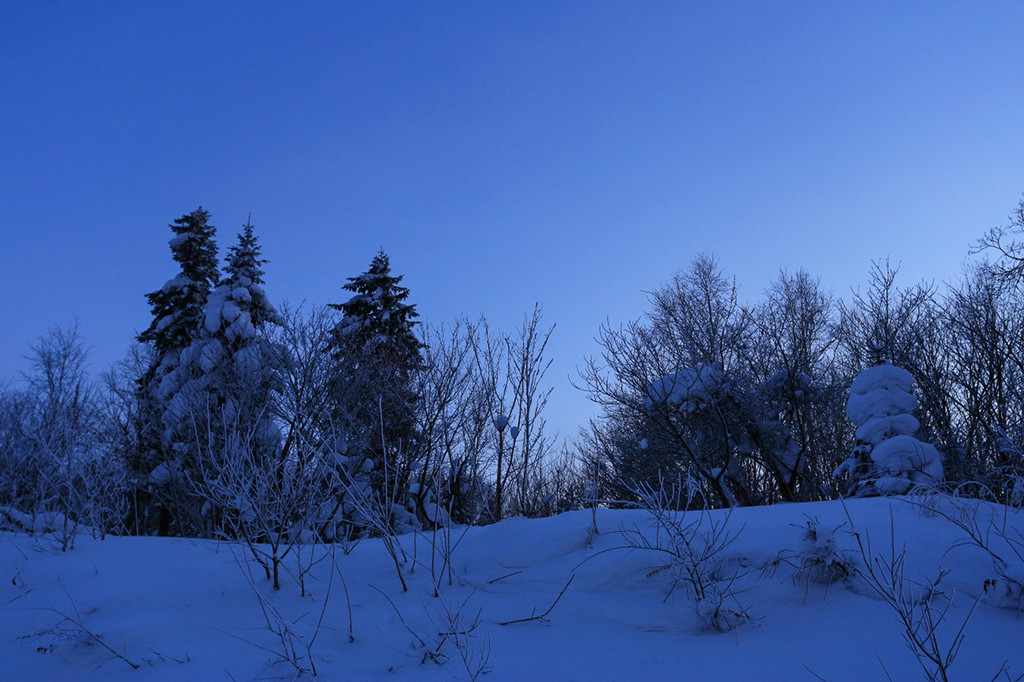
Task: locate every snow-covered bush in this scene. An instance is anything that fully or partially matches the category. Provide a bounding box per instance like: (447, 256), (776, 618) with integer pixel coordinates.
(583, 258), (852, 508)
(764, 517), (856, 597)
(835, 361), (943, 495)
(641, 363), (761, 507)
(644, 364), (726, 414)
(991, 427), (1024, 508)
(795, 518), (857, 585)
(641, 361), (840, 507)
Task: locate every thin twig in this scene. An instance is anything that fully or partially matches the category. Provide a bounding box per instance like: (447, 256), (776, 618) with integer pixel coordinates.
(499, 573), (574, 626)
(369, 583), (428, 647)
(487, 569), (522, 585)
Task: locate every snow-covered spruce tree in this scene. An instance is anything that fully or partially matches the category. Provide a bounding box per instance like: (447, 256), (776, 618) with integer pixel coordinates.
(835, 344), (943, 495)
(184, 220), (288, 540)
(135, 208), (219, 535)
(138, 208), (220, 363)
(327, 251), (425, 531)
(185, 218), (282, 434)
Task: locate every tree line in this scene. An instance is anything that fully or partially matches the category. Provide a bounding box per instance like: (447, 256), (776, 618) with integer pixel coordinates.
(0, 208), (564, 546)
(581, 196), (1024, 509)
(2, 196), (1024, 543)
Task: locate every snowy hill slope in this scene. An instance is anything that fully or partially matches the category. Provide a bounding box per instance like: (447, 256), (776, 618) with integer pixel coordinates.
(1, 497), (1022, 681)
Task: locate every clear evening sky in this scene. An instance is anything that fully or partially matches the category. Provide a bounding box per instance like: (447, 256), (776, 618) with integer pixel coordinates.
(2, 2), (1022, 439)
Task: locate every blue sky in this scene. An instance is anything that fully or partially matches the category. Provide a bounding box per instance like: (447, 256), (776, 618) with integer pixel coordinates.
(2, 2), (1022, 439)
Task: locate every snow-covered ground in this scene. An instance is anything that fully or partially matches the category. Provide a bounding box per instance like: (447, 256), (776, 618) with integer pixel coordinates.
(2, 497), (1022, 681)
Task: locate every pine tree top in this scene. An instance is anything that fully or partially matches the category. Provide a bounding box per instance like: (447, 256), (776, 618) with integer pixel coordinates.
(329, 250), (423, 359)
(168, 207), (219, 288)
(203, 219), (281, 343)
(139, 208), (220, 353)
(332, 251), (419, 332)
(223, 220), (268, 289)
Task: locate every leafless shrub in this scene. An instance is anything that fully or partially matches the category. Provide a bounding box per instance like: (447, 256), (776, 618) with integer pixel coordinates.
(190, 407), (344, 592)
(909, 494), (1024, 614)
(595, 477), (752, 632)
(841, 502), (1007, 682)
(0, 325), (137, 550)
(498, 573), (574, 627)
(370, 583), (493, 679)
(227, 545), (337, 678)
(428, 595), (492, 681)
(334, 443), (413, 593)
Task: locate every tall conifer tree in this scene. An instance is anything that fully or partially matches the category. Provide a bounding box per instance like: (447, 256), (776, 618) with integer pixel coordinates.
(328, 251), (424, 499)
(198, 219), (282, 449)
(134, 208), (219, 535)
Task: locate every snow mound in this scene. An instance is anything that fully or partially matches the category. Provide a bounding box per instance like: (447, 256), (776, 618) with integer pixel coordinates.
(871, 435), (943, 493)
(847, 363), (919, 434)
(849, 362), (914, 395)
(855, 412), (920, 446)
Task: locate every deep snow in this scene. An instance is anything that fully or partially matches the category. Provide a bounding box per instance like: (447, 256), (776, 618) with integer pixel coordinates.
(1, 497), (1022, 681)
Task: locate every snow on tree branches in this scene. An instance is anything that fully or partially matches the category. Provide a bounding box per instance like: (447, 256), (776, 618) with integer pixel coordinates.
(836, 361), (943, 495)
